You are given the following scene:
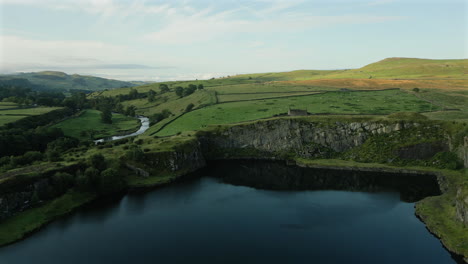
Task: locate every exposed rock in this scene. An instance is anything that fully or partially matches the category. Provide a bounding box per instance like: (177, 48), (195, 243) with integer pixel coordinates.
(143, 140), (206, 173)
(456, 188), (468, 225)
(199, 119), (437, 161)
(0, 178), (60, 221)
(126, 164), (150, 177)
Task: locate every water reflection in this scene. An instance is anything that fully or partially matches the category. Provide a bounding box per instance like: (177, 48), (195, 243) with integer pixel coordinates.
(205, 160), (441, 203)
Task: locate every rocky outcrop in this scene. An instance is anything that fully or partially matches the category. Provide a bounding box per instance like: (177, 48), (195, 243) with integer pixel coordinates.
(126, 164), (150, 177)
(0, 177), (65, 221)
(459, 136), (468, 168)
(456, 187), (468, 226)
(199, 119), (446, 161)
(143, 140), (206, 174)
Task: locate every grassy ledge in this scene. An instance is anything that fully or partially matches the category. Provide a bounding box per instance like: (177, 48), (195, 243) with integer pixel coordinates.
(0, 191), (96, 247)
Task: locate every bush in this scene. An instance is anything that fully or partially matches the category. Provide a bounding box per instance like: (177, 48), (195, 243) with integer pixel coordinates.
(185, 103), (195, 112)
(430, 152), (463, 170)
(125, 145), (144, 161)
(99, 168), (125, 194)
(52, 172), (75, 192)
(88, 154), (107, 171)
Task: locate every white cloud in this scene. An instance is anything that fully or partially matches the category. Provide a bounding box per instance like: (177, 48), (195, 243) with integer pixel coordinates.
(0, 35), (145, 72)
(143, 11), (404, 44)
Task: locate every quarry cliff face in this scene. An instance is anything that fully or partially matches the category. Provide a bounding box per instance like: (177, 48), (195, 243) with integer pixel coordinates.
(199, 118), (454, 162)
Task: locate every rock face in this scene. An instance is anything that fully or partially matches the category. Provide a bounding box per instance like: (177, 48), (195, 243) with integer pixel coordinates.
(460, 136), (468, 168)
(143, 140), (206, 173)
(456, 187), (468, 226)
(199, 119), (449, 161)
(0, 177), (63, 221)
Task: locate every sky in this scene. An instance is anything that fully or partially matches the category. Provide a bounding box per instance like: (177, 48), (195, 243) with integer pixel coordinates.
(0, 0), (466, 81)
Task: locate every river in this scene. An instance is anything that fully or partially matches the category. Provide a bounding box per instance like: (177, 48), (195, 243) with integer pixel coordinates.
(94, 116), (150, 143)
(0, 160), (458, 264)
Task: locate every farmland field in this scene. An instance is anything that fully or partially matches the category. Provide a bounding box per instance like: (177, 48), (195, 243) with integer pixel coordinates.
(217, 91), (321, 103)
(52, 110), (140, 140)
(154, 89), (440, 136)
(0, 106), (63, 126)
(0, 102), (20, 110)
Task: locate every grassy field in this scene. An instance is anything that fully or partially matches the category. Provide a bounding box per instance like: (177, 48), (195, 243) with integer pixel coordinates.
(155, 89), (440, 136)
(231, 58), (467, 81)
(280, 79), (468, 91)
(0, 106), (63, 126)
(217, 91), (321, 102)
(52, 110), (140, 140)
(0, 102), (19, 109)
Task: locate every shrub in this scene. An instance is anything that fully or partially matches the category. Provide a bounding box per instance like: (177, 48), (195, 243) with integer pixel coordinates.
(185, 103), (195, 112)
(99, 168), (125, 194)
(430, 152), (463, 170)
(88, 153), (107, 171)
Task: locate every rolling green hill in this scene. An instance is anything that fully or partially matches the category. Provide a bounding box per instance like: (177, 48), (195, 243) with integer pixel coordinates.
(230, 58), (467, 81)
(0, 71), (148, 91)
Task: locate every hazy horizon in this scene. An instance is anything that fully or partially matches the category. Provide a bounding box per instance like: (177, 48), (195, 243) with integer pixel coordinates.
(1, 0), (466, 81)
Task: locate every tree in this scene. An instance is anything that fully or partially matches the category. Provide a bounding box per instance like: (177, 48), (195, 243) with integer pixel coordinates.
(115, 103), (124, 113)
(175, 86), (184, 97)
(84, 167), (100, 187)
(125, 105), (136, 117)
(101, 108), (112, 124)
(159, 84), (169, 93)
(89, 153), (107, 172)
(150, 109), (172, 125)
(99, 168), (125, 194)
(183, 85), (197, 97)
(197, 84), (204, 90)
(125, 145), (144, 161)
(147, 89), (156, 102)
(46, 149), (60, 162)
(52, 172), (74, 193)
(185, 103), (194, 112)
(129, 89), (139, 99)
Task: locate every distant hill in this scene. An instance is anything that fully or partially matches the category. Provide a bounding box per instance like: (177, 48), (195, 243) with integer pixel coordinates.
(0, 71), (148, 91)
(231, 58), (467, 81)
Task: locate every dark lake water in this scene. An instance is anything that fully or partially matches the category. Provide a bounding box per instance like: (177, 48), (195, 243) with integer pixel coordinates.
(0, 160), (458, 264)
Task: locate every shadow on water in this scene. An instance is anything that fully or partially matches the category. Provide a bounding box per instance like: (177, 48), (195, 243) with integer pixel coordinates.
(202, 159), (441, 203)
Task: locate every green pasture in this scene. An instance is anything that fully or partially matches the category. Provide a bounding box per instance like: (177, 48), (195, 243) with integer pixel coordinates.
(0, 116), (26, 126)
(218, 91), (321, 102)
(155, 89), (441, 136)
(232, 58), (467, 80)
(0, 102), (19, 109)
(418, 89), (468, 122)
(0, 107), (62, 115)
(0, 106), (63, 126)
(52, 110), (140, 140)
